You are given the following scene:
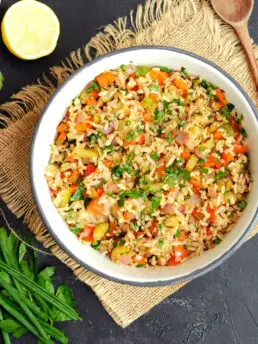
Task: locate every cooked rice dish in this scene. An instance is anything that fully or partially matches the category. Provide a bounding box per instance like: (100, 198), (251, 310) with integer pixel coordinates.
(45, 64), (251, 267)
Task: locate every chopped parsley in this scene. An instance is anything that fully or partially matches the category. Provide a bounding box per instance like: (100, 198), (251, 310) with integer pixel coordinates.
(165, 164), (191, 187)
(69, 223), (81, 235)
(199, 168), (209, 174)
(120, 239), (126, 246)
(106, 145), (113, 152)
(151, 196), (162, 210)
(154, 109), (165, 122)
(158, 66), (173, 73)
(173, 98), (183, 106)
(150, 85), (159, 91)
(166, 132), (172, 144)
(222, 103), (234, 121)
(89, 134), (97, 144)
(126, 130), (136, 141)
(240, 128), (248, 138)
(214, 171), (225, 180)
(214, 237), (221, 245)
(120, 64), (126, 72)
(237, 200), (247, 209)
(70, 182), (85, 202)
(150, 153), (159, 161)
(158, 239), (164, 249)
(136, 125), (143, 133)
(135, 66), (151, 77)
(118, 190), (147, 206)
(180, 66), (188, 76)
(87, 81), (100, 93)
(175, 229), (182, 238)
(199, 146), (205, 152)
(177, 120), (186, 129)
(162, 100), (169, 109)
(136, 264), (144, 268)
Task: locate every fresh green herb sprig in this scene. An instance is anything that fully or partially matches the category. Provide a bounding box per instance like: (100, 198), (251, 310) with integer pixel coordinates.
(0, 227), (81, 344)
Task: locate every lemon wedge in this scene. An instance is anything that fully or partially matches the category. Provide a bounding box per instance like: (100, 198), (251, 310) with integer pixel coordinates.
(1, 0), (60, 60)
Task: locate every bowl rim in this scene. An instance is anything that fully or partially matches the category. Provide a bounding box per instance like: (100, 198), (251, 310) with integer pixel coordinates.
(30, 45), (258, 286)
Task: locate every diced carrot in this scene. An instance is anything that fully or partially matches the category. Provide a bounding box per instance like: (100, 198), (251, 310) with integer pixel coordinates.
(191, 207), (204, 219)
(135, 134), (145, 145)
(234, 144), (247, 154)
(123, 211), (133, 221)
(75, 122), (87, 133)
(68, 170), (79, 184)
(173, 78), (188, 90)
(87, 97), (98, 106)
(84, 164), (96, 177)
(89, 90), (99, 99)
(207, 206), (218, 223)
(213, 130), (225, 140)
(143, 110), (153, 122)
(96, 187), (104, 197)
(149, 70), (168, 85)
(189, 178), (203, 194)
(57, 122), (68, 133)
(79, 225), (95, 242)
(173, 246), (188, 259)
(87, 198), (104, 215)
(167, 255), (180, 266)
(56, 131), (67, 145)
(149, 221), (158, 237)
(149, 92), (158, 101)
(178, 230), (188, 241)
(214, 101), (223, 110)
(103, 160), (113, 168)
(96, 72), (116, 88)
(182, 89), (188, 98)
(216, 88), (228, 105)
(222, 151), (234, 165)
(204, 156), (221, 169)
(66, 155), (74, 162)
(181, 147), (191, 160)
(156, 164), (166, 178)
(206, 227), (212, 236)
(70, 183), (78, 195)
(133, 255), (147, 265)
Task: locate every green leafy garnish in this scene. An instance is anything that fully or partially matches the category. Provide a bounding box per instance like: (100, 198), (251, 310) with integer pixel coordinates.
(118, 190), (147, 206)
(158, 239), (164, 249)
(214, 237), (221, 245)
(69, 223), (81, 235)
(87, 81), (100, 93)
(240, 128), (248, 138)
(151, 196), (162, 211)
(237, 200), (247, 209)
(158, 66), (172, 73)
(166, 132), (172, 144)
(177, 120), (186, 129)
(70, 182), (85, 202)
(150, 153), (159, 161)
(214, 171), (225, 180)
(120, 64), (126, 72)
(173, 98), (183, 106)
(162, 100), (169, 109)
(180, 67), (188, 76)
(175, 229), (182, 238)
(150, 85), (159, 91)
(199, 168), (209, 174)
(222, 103), (234, 121)
(154, 109), (165, 123)
(136, 264), (144, 268)
(135, 66), (151, 77)
(126, 130), (136, 141)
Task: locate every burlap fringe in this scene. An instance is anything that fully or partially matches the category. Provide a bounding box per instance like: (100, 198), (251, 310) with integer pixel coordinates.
(0, 0), (258, 327)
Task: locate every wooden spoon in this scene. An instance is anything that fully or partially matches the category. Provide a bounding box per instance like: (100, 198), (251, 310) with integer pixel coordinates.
(211, 0), (258, 88)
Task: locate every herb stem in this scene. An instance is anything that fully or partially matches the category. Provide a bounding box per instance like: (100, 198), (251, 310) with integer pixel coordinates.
(0, 308), (11, 344)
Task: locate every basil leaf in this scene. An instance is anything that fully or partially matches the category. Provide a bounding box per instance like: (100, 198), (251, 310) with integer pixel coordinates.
(87, 81), (100, 93)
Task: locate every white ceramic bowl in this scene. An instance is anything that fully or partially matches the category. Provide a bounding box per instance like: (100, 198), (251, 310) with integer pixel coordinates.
(30, 47), (258, 285)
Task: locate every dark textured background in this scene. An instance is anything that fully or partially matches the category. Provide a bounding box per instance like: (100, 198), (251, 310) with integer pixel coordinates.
(0, 1), (258, 343)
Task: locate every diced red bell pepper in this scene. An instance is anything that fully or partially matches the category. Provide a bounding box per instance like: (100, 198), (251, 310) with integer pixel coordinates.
(80, 225), (95, 242)
(84, 164), (96, 177)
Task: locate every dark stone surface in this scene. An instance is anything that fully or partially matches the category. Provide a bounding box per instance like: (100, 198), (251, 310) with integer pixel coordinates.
(0, 1), (258, 343)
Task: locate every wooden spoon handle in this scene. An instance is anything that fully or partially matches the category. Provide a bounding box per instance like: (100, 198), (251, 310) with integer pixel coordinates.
(235, 23), (258, 89)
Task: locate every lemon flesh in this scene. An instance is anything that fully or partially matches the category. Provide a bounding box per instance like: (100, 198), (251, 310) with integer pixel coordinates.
(1, 0), (60, 60)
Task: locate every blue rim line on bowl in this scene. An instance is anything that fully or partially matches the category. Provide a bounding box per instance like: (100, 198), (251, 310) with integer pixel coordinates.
(30, 46), (258, 286)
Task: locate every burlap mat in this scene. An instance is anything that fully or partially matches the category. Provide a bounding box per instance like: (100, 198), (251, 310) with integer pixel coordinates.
(0, 0), (258, 328)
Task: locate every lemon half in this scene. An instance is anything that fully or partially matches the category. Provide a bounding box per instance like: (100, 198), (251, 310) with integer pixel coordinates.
(1, 0), (60, 60)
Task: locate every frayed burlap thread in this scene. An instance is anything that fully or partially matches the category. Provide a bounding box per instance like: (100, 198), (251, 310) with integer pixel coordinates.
(0, 0), (257, 327)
